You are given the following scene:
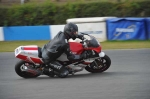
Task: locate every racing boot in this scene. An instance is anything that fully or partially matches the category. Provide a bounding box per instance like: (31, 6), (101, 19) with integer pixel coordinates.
(49, 61), (69, 78)
(43, 67), (55, 77)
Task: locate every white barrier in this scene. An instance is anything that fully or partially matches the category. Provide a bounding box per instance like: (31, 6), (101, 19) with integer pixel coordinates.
(0, 27), (4, 41)
(67, 17), (116, 42)
(50, 25), (65, 39)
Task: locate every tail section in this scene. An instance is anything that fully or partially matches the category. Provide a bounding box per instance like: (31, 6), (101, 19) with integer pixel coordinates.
(15, 45), (43, 64)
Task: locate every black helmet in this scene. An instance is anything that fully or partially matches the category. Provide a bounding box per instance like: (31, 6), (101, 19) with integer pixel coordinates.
(64, 22), (78, 40)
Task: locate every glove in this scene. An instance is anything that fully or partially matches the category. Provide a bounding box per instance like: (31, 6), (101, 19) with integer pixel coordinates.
(77, 35), (84, 40)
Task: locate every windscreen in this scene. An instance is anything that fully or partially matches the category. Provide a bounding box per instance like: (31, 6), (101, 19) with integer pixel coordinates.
(84, 35), (100, 47)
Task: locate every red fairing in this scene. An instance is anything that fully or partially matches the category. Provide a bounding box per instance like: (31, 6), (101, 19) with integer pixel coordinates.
(69, 42), (84, 54)
(16, 54), (43, 64)
(85, 46), (101, 53)
(30, 57), (43, 64)
(69, 42), (101, 54)
(23, 47), (38, 50)
(16, 54), (28, 61)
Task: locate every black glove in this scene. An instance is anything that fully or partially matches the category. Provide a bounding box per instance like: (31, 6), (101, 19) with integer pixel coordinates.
(77, 35), (84, 40)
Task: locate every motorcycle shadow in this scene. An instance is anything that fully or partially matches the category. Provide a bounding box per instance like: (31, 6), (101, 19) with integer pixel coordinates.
(21, 71), (140, 80)
(68, 72), (113, 78)
(35, 71), (140, 79)
(69, 71), (140, 78)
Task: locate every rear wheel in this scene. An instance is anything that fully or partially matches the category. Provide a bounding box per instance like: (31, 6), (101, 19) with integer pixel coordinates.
(85, 55), (111, 73)
(15, 60), (40, 78)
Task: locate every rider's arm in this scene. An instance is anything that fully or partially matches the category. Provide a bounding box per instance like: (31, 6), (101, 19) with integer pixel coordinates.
(63, 40), (86, 61)
(63, 43), (81, 61)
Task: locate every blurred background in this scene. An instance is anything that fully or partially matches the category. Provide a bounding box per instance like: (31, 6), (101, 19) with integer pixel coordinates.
(0, 0), (150, 26)
(0, 0), (149, 5)
(0, 0), (150, 44)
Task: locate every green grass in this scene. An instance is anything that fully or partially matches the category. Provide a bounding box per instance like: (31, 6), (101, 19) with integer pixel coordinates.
(101, 40), (150, 50)
(0, 40), (150, 52)
(0, 40), (48, 52)
(29, 0), (149, 3)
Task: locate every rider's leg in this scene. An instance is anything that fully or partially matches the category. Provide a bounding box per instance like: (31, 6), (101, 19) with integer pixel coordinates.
(49, 61), (69, 78)
(41, 47), (69, 78)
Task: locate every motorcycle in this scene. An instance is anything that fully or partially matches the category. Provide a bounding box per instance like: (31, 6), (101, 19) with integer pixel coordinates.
(14, 33), (111, 78)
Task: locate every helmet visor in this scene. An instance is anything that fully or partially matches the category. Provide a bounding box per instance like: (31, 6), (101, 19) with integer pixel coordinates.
(74, 31), (78, 35)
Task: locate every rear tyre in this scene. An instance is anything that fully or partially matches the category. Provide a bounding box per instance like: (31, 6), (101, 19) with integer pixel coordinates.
(15, 60), (40, 78)
(85, 55), (111, 73)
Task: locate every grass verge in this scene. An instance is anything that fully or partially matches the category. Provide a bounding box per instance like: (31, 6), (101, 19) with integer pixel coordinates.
(0, 40), (150, 52)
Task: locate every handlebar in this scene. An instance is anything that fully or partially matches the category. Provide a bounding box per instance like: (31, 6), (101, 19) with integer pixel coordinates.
(81, 38), (88, 48)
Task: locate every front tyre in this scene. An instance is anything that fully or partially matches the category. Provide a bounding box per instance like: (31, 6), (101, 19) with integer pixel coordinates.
(15, 60), (40, 78)
(85, 55), (111, 73)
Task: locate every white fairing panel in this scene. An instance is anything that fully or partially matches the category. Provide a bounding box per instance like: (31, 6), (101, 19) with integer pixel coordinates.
(15, 45), (39, 58)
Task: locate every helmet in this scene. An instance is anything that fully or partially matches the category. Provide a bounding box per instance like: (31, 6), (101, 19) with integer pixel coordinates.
(64, 22), (78, 40)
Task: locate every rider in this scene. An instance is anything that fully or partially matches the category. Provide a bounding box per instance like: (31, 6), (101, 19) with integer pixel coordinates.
(41, 22), (88, 78)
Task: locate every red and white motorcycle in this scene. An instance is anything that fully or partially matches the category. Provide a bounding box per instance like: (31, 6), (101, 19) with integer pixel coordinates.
(14, 33), (111, 78)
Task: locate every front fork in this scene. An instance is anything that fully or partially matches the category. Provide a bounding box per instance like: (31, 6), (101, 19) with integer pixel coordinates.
(90, 52), (105, 69)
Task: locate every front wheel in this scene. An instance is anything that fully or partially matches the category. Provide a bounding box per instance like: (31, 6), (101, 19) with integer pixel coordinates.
(15, 60), (40, 78)
(85, 55), (111, 73)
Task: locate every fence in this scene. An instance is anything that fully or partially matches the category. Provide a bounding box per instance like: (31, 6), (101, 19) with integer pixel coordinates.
(0, 17), (149, 41)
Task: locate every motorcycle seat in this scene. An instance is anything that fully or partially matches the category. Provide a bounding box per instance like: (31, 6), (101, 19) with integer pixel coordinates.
(38, 47), (42, 58)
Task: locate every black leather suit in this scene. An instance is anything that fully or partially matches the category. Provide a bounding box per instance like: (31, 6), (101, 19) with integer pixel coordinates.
(41, 31), (84, 65)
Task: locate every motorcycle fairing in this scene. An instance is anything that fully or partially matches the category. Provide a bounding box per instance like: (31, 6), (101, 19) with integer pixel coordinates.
(15, 45), (43, 64)
(14, 40), (101, 64)
(84, 46), (101, 53)
(69, 42), (101, 54)
(69, 42), (84, 55)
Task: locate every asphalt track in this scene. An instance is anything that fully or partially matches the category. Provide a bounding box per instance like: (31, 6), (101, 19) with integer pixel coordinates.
(0, 49), (150, 99)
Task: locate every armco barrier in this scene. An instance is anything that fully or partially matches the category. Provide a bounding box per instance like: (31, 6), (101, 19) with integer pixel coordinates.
(3, 25), (51, 41)
(0, 27), (4, 41)
(107, 18), (147, 40)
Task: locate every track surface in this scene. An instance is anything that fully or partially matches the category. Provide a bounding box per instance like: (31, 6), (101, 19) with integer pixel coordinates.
(0, 49), (150, 99)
